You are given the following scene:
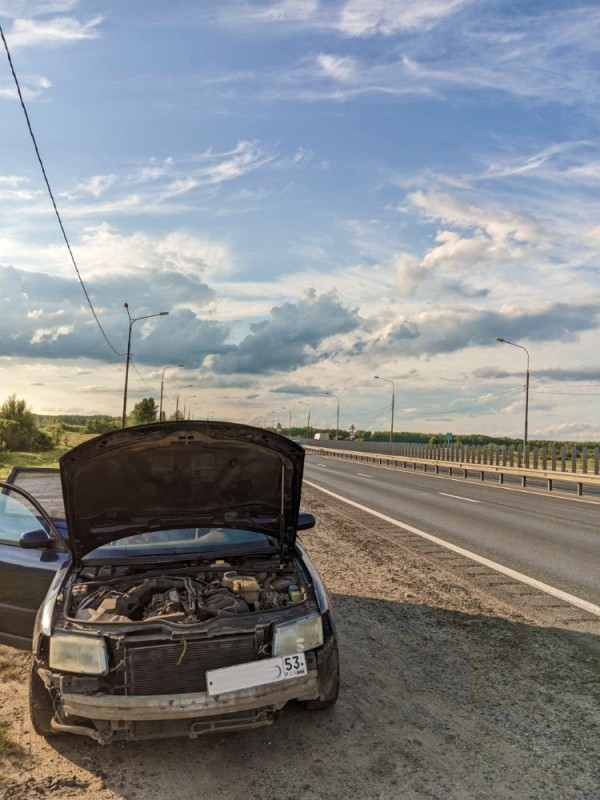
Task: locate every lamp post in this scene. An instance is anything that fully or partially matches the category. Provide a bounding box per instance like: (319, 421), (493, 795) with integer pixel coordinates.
(374, 375), (395, 443)
(326, 392), (340, 440)
(496, 337), (530, 458)
(188, 402), (201, 420)
(159, 364), (184, 422)
(182, 394), (197, 420)
(299, 400), (311, 439)
(282, 406), (292, 438)
(122, 303), (169, 428)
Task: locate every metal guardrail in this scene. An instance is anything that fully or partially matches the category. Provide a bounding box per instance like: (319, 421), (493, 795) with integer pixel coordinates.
(304, 445), (600, 497)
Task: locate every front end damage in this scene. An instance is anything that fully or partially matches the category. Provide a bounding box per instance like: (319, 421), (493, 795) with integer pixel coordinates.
(33, 556), (338, 743)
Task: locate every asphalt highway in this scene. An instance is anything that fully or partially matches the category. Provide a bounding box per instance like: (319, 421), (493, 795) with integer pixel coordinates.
(303, 453), (600, 608)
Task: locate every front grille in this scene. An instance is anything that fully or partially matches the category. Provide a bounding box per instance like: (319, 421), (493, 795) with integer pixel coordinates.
(125, 635), (257, 695)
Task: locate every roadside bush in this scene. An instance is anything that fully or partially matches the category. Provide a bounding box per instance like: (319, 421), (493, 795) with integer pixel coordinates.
(83, 415), (120, 434)
(0, 395), (53, 452)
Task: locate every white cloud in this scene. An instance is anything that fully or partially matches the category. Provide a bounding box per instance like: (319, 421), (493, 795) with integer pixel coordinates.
(0, 74), (51, 101)
(158, 177), (199, 201)
(199, 140), (276, 185)
(407, 191), (547, 245)
(5, 14), (103, 49)
(0, 175), (28, 186)
(77, 174), (117, 197)
(0, 2), (79, 16)
(30, 324), (73, 344)
(337, 0), (470, 37)
(27, 308), (65, 319)
(316, 53), (357, 82)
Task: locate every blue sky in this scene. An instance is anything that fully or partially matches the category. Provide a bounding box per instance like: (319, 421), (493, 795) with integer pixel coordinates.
(1, 0), (600, 439)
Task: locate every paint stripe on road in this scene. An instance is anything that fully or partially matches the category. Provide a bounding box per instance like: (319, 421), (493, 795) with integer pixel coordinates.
(317, 463), (328, 467)
(305, 480), (600, 619)
(356, 472), (375, 478)
(439, 492), (480, 504)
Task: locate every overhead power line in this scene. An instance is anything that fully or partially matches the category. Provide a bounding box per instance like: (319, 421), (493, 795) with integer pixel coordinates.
(0, 24), (122, 357)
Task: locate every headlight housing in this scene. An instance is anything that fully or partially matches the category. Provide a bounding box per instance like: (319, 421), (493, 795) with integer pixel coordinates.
(272, 613), (324, 657)
(49, 634), (108, 675)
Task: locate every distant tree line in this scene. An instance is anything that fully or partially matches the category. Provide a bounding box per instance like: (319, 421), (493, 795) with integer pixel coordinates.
(4, 395), (600, 453)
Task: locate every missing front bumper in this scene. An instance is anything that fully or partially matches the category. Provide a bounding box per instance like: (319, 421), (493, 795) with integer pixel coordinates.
(60, 671), (319, 722)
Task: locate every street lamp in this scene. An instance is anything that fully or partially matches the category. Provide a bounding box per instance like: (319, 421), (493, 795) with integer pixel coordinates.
(326, 392), (340, 441)
(496, 337), (530, 458)
(188, 402), (201, 420)
(374, 375), (395, 443)
(159, 364), (184, 422)
(182, 394), (196, 420)
(299, 400), (311, 439)
(122, 302), (169, 428)
(282, 406), (292, 438)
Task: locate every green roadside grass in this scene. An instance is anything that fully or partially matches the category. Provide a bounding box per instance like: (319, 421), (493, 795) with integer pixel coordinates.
(0, 431), (96, 481)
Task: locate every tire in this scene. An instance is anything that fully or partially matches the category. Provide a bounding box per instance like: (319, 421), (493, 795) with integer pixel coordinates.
(29, 665), (58, 738)
(302, 639), (339, 710)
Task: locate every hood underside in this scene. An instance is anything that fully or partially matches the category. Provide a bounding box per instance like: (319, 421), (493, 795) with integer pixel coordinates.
(59, 422), (305, 562)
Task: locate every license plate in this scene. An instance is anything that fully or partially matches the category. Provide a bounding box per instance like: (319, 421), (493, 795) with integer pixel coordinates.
(207, 653), (307, 696)
(281, 653), (307, 679)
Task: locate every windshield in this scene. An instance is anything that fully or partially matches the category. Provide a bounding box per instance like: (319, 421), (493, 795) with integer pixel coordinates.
(84, 526), (277, 560)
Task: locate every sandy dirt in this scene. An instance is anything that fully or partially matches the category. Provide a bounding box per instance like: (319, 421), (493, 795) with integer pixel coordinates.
(1, 487), (599, 800)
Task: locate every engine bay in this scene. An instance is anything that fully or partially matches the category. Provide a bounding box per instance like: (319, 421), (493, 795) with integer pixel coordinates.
(68, 564), (307, 625)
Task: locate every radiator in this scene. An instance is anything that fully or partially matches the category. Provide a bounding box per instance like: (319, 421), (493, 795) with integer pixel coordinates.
(125, 635), (258, 695)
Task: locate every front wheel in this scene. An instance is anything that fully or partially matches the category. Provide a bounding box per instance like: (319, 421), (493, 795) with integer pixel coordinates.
(29, 665), (58, 738)
(302, 638), (339, 710)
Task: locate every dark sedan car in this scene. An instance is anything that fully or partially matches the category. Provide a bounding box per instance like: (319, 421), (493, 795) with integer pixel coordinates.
(0, 422), (339, 743)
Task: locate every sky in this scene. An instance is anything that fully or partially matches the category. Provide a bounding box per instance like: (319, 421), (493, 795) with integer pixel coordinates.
(1, 0), (599, 440)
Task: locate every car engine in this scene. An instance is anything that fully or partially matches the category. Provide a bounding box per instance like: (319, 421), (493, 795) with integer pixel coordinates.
(69, 568), (306, 624)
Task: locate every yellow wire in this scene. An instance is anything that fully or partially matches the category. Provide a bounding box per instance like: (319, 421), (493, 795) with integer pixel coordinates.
(176, 640), (187, 666)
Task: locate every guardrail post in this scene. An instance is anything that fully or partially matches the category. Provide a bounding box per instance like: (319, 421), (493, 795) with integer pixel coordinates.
(577, 482), (583, 496)
(499, 472), (504, 484)
(547, 478), (553, 491)
(521, 475), (527, 487)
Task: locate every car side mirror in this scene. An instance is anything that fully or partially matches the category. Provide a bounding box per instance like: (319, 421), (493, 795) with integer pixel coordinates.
(19, 528), (53, 549)
(297, 512), (316, 531)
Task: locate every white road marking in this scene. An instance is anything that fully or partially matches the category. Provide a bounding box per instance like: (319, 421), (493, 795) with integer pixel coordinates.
(439, 492), (480, 504)
(317, 463), (329, 467)
(356, 472), (375, 478)
(304, 480), (600, 619)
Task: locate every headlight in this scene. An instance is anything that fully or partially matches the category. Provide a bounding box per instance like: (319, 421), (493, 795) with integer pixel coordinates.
(273, 613), (323, 657)
(49, 634), (108, 675)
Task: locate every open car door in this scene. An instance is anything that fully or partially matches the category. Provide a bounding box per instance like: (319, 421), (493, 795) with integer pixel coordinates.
(0, 481), (68, 649)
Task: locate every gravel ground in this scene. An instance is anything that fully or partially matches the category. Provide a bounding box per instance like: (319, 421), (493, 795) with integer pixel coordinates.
(1, 487), (599, 800)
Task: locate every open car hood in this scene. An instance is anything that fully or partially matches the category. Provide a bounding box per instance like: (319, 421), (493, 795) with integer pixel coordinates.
(59, 422), (305, 563)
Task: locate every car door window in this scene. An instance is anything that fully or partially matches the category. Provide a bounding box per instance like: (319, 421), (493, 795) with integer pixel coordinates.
(0, 488), (52, 545)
